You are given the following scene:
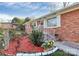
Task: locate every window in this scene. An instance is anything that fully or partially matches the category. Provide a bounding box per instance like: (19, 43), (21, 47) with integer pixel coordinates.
(44, 16), (61, 28)
(47, 17), (57, 27)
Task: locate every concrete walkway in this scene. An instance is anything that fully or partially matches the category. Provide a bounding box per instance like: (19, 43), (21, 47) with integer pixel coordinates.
(55, 41), (79, 56)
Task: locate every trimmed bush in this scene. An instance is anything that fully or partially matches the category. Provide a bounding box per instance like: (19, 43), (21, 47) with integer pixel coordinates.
(29, 29), (44, 47)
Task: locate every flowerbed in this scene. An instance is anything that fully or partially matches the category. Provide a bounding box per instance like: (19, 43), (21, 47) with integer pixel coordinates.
(0, 36), (44, 56)
(16, 47), (58, 56)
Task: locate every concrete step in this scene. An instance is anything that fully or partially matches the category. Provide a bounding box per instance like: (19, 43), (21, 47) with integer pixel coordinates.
(62, 41), (79, 50)
(55, 41), (79, 56)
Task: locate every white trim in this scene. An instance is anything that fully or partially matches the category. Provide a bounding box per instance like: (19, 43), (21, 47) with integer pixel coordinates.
(44, 19), (47, 28)
(44, 15), (61, 28)
(35, 21), (38, 27)
(16, 47), (58, 56)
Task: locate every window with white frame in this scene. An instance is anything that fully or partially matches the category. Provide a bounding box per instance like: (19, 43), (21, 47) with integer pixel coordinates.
(44, 16), (61, 28)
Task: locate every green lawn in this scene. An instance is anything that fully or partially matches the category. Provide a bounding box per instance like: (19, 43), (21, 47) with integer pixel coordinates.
(49, 49), (74, 56)
(0, 54), (5, 56)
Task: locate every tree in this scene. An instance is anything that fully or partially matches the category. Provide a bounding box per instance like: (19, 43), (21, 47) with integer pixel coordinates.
(10, 17), (31, 38)
(63, 2), (70, 7)
(12, 17), (25, 25)
(24, 17), (30, 23)
(11, 17), (31, 27)
(11, 17), (20, 25)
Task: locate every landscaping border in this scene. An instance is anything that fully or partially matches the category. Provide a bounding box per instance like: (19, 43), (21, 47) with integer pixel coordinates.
(16, 47), (58, 56)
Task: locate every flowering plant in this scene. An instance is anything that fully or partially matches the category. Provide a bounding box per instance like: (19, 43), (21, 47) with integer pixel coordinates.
(41, 40), (54, 49)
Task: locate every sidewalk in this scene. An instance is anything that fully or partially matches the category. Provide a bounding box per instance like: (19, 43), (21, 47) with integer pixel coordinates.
(55, 41), (79, 56)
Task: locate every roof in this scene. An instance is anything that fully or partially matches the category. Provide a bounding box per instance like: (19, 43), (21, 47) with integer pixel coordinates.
(0, 22), (11, 24)
(0, 22), (16, 29)
(34, 3), (79, 21)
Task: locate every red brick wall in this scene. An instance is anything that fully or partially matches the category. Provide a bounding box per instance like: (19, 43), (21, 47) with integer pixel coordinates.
(55, 9), (79, 42)
(0, 23), (13, 29)
(34, 9), (79, 42)
(25, 23), (32, 34)
(44, 9), (79, 42)
(44, 28), (56, 35)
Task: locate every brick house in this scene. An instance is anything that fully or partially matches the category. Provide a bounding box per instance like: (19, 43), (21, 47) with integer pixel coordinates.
(0, 22), (16, 29)
(24, 20), (33, 34)
(32, 3), (79, 42)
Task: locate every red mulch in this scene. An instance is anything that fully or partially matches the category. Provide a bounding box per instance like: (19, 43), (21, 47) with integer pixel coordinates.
(0, 36), (44, 56)
(0, 39), (18, 56)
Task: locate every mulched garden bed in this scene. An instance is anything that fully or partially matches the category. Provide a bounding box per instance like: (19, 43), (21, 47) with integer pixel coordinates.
(0, 36), (44, 56)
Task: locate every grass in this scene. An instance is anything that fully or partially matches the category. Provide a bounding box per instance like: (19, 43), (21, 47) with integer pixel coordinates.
(0, 54), (5, 56)
(0, 49), (74, 56)
(48, 49), (74, 56)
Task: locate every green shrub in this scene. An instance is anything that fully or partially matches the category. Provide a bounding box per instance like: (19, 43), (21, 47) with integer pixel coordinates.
(0, 31), (3, 38)
(9, 29), (25, 39)
(0, 30), (5, 50)
(29, 29), (44, 46)
(50, 50), (74, 56)
(0, 39), (5, 50)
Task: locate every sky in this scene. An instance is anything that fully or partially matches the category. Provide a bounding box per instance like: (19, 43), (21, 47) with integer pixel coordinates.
(0, 2), (74, 22)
